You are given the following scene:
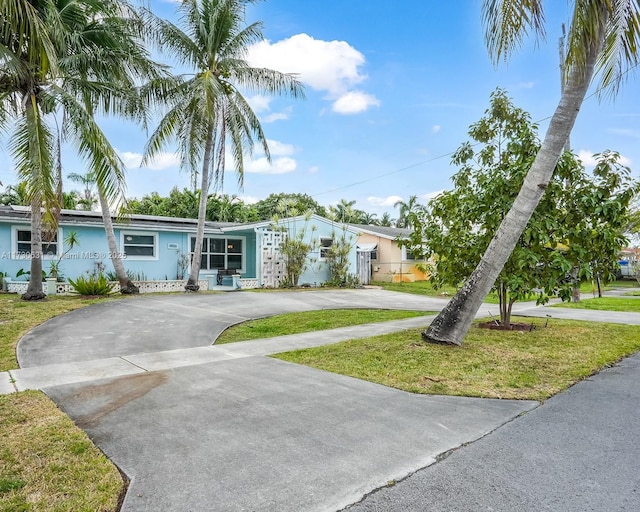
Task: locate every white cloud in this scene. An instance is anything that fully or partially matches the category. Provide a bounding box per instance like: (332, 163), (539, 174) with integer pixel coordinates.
(266, 139), (295, 156)
(246, 156), (297, 175)
(308, 166), (319, 174)
(421, 190), (444, 200)
(432, 125), (441, 134)
(367, 195), (403, 207)
(117, 150), (179, 171)
(247, 95), (272, 113)
(263, 109), (292, 123)
(332, 91), (380, 114)
(578, 149), (631, 168)
(239, 195), (260, 204)
(609, 128), (640, 139)
(515, 81), (535, 89)
(248, 33), (379, 114)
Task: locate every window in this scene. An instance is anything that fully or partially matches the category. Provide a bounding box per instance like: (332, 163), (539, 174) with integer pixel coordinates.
(122, 232), (157, 259)
(319, 237), (333, 259)
(370, 249), (378, 260)
(191, 236), (244, 271)
(13, 228), (59, 258)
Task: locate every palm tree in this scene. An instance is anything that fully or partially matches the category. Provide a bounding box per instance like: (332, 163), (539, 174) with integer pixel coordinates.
(67, 172), (97, 211)
(423, 0), (640, 345)
(69, 171), (139, 293)
(378, 212), (395, 227)
(0, 182), (30, 206)
(394, 195), (423, 228)
(1, 0), (156, 299)
(143, 0), (304, 291)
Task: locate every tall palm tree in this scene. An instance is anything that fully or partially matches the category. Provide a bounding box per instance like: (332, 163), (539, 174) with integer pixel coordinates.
(143, 0), (304, 291)
(423, 0), (640, 345)
(1, 0), (157, 299)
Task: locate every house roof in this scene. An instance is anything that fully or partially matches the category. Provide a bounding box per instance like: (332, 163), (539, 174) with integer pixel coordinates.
(222, 213), (360, 234)
(0, 205), (240, 233)
(348, 223), (412, 240)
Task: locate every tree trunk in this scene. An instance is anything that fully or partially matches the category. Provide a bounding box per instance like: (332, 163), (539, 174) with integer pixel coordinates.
(422, 26), (604, 346)
(185, 127), (214, 292)
(22, 198), (46, 300)
(98, 191), (139, 294)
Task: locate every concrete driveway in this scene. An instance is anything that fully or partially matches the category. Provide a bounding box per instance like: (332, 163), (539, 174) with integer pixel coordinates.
(10, 289), (539, 511)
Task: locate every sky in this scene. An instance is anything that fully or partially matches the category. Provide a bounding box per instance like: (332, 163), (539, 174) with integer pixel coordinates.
(1, 0), (639, 218)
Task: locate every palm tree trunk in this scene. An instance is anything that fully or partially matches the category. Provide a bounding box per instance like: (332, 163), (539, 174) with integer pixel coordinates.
(22, 198), (46, 300)
(185, 127), (214, 291)
(422, 26), (604, 346)
(98, 191), (139, 294)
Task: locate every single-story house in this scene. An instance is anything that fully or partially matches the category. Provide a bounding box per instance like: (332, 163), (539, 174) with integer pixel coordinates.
(349, 224), (430, 284)
(0, 206), (360, 290)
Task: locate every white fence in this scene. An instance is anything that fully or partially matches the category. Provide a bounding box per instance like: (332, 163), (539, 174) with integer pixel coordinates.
(3, 278), (215, 295)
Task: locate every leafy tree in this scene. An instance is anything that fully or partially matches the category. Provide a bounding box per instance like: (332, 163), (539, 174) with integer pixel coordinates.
(255, 193), (327, 219)
(424, 0), (640, 344)
(143, 0), (304, 291)
(405, 90), (637, 332)
(327, 199), (365, 224)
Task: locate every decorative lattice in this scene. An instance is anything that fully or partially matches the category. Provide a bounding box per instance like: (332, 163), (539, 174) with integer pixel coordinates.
(260, 228), (286, 288)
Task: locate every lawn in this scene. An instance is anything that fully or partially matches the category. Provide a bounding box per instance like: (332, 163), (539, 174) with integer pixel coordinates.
(215, 309), (431, 344)
(274, 316), (640, 401)
(0, 293), (125, 512)
(552, 297), (640, 312)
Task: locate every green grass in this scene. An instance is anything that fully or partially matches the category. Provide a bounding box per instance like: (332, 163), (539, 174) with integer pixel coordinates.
(374, 280), (505, 303)
(274, 316), (640, 401)
(216, 309), (431, 344)
(0, 293), (125, 511)
(552, 297), (640, 312)
(0, 391), (124, 511)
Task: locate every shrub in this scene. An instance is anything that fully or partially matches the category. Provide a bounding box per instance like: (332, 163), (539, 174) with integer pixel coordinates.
(68, 274), (115, 296)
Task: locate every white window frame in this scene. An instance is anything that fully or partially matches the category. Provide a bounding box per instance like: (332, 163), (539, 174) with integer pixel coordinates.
(319, 237), (333, 260)
(190, 235), (246, 273)
(11, 226), (62, 260)
(121, 231), (159, 260)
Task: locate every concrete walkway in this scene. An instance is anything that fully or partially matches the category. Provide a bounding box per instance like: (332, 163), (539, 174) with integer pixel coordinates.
(3, 288), (640, 511)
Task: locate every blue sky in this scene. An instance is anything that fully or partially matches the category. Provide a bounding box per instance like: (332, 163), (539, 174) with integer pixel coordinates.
(1, 0), (638, 217)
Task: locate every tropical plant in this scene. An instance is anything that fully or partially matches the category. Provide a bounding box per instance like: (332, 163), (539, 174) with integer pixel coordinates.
(255, 193), (327, 219)
(0, 0), (157, 299)
(142, 0), (304, 291)
(68, 273), (115, 296)
(394, 195), (424, 228)
(48, 230), (79, 281)
(423, 0), (640, 345)
(324, 230), (359, 287)
(0, 182), (29, 206)
(67, 172), (98, 211)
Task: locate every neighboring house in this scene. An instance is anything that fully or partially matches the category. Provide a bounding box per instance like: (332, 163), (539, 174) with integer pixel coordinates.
(0, 206), (359, 289)
(349, 224), (430, 284)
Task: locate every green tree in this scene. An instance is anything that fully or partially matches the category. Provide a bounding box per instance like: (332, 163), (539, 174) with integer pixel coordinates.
(255, 193), (327, 219)
(143, 0), (304, 291)
(424, 0), (640, 345)
(406, 90), (637, 332)
(378, 212), (396, 227)
(1, 0), (155, 299)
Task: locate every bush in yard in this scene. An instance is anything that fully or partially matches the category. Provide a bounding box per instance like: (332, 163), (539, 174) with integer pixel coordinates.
(68, 274), (115, 296)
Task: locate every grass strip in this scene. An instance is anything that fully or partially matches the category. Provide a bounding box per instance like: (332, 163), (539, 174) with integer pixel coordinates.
(0, 391), (124, 512)
(215, 309), (431, 344)
(551, 297), (640, 312)
(274, 316), (640, 401)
